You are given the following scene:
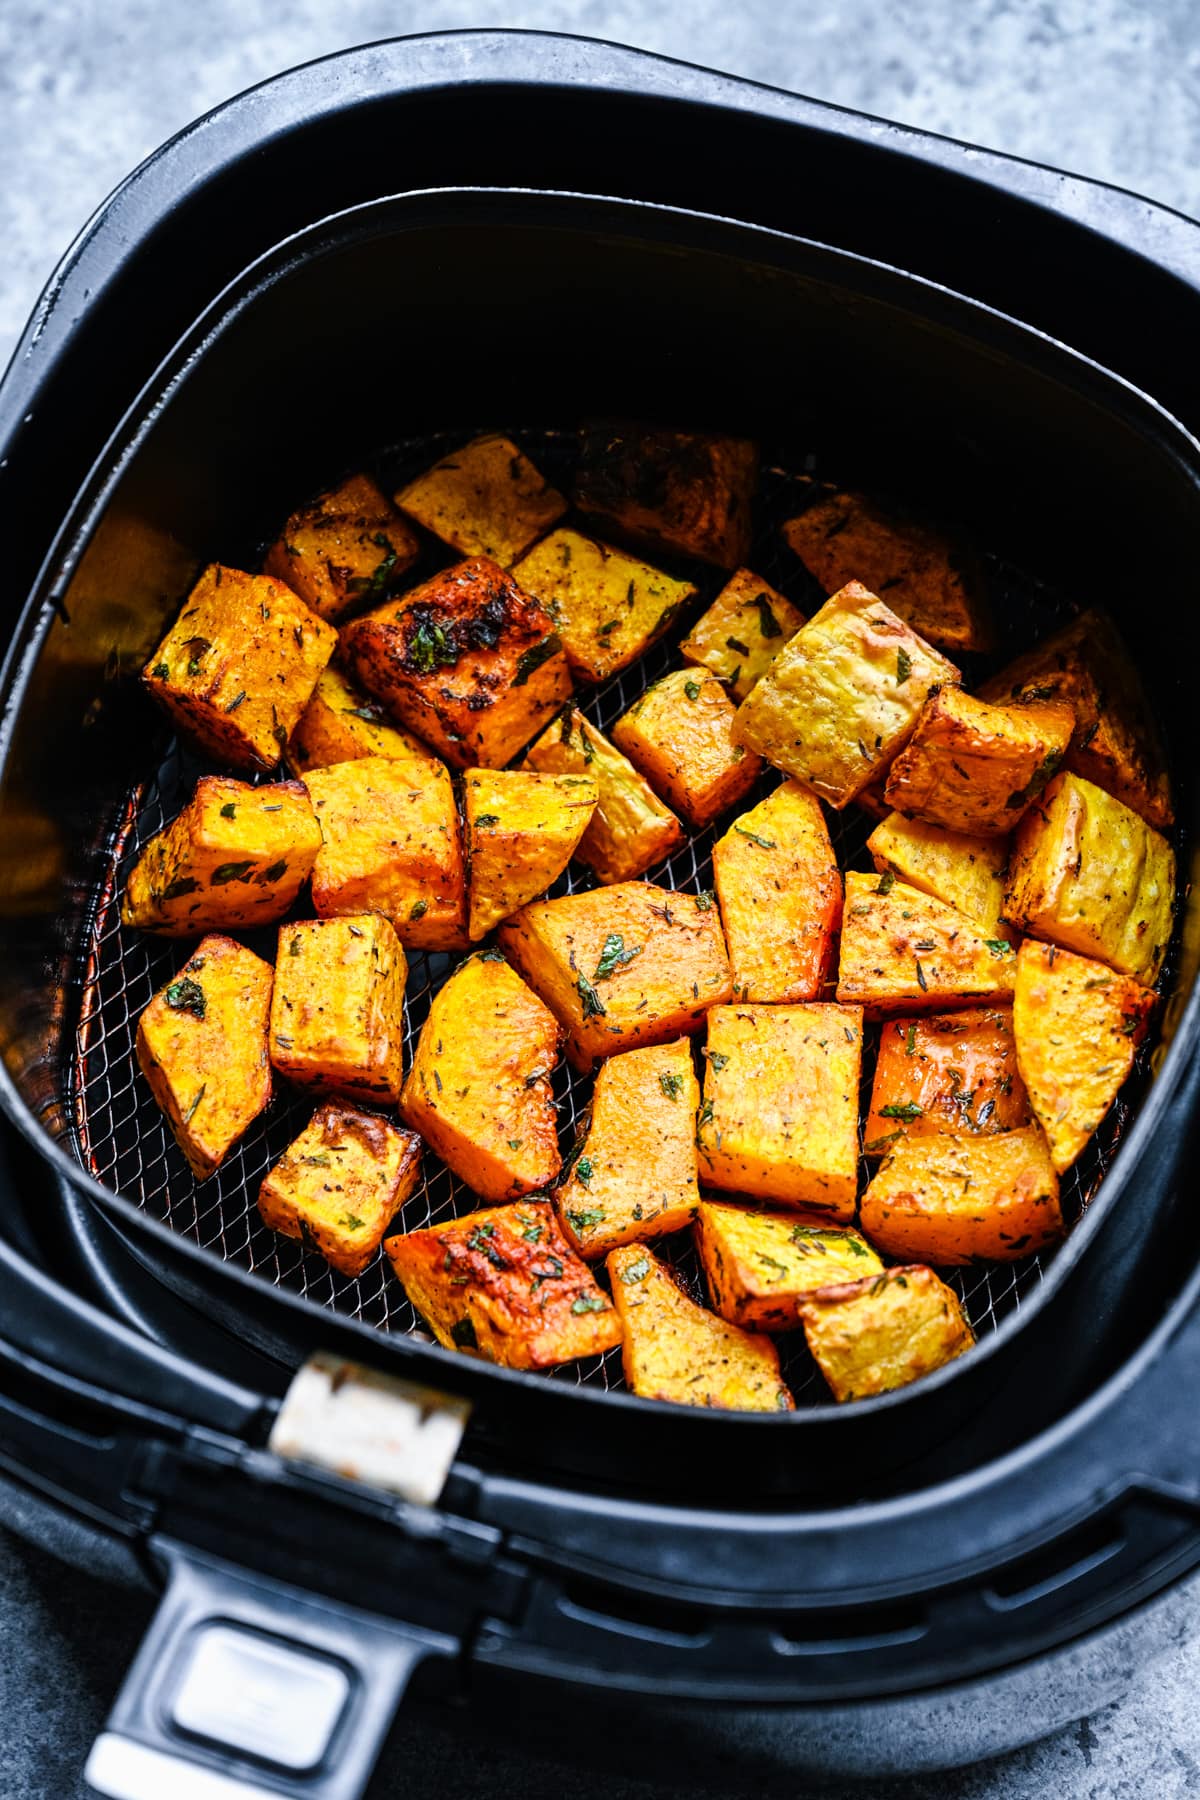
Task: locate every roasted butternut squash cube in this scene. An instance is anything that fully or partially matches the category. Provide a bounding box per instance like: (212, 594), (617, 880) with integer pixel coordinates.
(730, 582), (961, 807)
(258, 1104), (421, 1276)
(979, 608), (1172, 829)
(864, 1008), (1031, 1157)
(135, 935), (272, 1179)
(522, 707), (685, 884)
(121, 776), (322, 937)
(284, 665), (442, 779)
(837, 871), (1017, 1017)
(695, 1201), (882, 1332)
(498, 882), (733, 1072)
(607, 1245), (792, 1410)
(797, 1267), (975, 1403)
(696, 1004), (862, 1218)
(464, 769), (598, 941)
(339, 556), (572, 769)
(385, 1200), (620, 1369)
(860, 1126), (1063, 1264)
(884, 686), (1075, 835)
(395, 433), (567, 566)
(399, 952), (562, 1200)
(1003, 772), (1174, 986)
(867, 812), (1011, 937)
(680, 567), (805, 702)
(575, 423), (758, 569)
(782, 485), (991, 654)
(611, 669), (762, 831)
(712, 781), (841, 1003)
(555, 1040), (700, 1259)
(302, 756), (466, 950)
(143, 563), (337, 773)
(511, 529), (696, 683)
(264, 472), (419, 623)
(270, 916), (406, 1105)
(1014, 940), (1155, 1174)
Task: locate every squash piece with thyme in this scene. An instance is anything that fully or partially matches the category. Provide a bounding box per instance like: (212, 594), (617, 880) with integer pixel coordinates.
(695, 1201), (882, 1333)
(463, 768), (598, 941)
(611, 668), (762, 832)
(135, 935), (273, 1180)
(680, 567), (805, 701)
(575, 423), (759, 569)
(121, 776), (322, 937)
(798, 1266), (975, 1403)
(143, 563), (337, 773)
(867, 812), (1011, 938)
(555, 1039), (700, 1259)
(864, 1008), (1031, 1157)
(258, 1104), (421, 1276)
(385, 1199), (620, 1369)
(395, 433), (567, 566)
(859, 1125), (1063, 1264)
(284, 665), (441, 779)
(269, 915), (407, 1106)
(883, 685), (1076, 835)
(837, 871), (1017, 1017)
(264, 472), (419, 622)
(512, 528), (696, 683)
(712, 780), (841, 1002)
(522, 706), (685, 884)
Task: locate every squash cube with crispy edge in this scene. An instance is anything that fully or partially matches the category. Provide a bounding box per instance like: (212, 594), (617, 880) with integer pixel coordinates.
(680, 567), (806, 702)
(121, 777), (322, 938)
(883, 686), (1076, 836)
(284, 665), (442, 780)
(339, 556), (572, 769)
(263, 472), (420, 623)
(860, 1125), (1063, 1265)
(555, 1040), (700, 1259)
(143, 564), (337, 773)
(611, 669), (762, 832)
(395, 433), (567, 567)
(867, 812), (1011, 937)
(1003, 772), (1175, 987)
(464, 769), (598, 942)
(695, 1201), (882, 1333)
(270, 916), (407, 1106)
(837, 871), (1017, 1018)
(1014, 941), (1155, 1174)
(302, 756), (466, 950)
(385, 1200), (620, 1370)
(258, 1104), (421, 1276)
(498, 882), (733, 1073)
(399, 952), (562, 1201)
(696, 1004), (862, 1218)
(135, 935), (272, 1180)
(979, 608), (1172, 830)
(731, 581), (961, 808)
(575, 423), (759, 570)
(797, 1266), (975, 1404)
(782, 484), (992, 654)
(511, 529), (696, 684)
(522, 707), (685, 884)
(607, 1245), (792, 1411)
(713, 780), (842, 1003)
(864, 1008), (1031, 1158)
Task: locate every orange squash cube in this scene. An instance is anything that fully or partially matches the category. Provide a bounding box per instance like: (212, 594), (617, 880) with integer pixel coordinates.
(611, 668), (762, 831)
(269, 916), (407, 1106)
(836, 870), (1017, 1017)
(695, 1201), (882, 1332)
(395, 434), (567, 567)
(864, 1008), (1030, 1156)
(859, 1126), (1063, 1265)
(522, 707), (685, 884)
(258, 1104), (421, 1276)
(679, 567), (805, 702)
(284, 665), (442, 780)
(511, 528), (695, 683)
(798, 1267), (975, 1403)
(264, 472), (419, 622)
(884, 686), (1076, 835)
(463, 768), (598, 941)
(712, 780), (841, 1002)
(867, 812), (1011, 937)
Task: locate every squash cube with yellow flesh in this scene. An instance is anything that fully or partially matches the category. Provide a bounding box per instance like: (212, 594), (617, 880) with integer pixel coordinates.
(135, 935), (273, 1179)
(797, 1266), (975, 1403)
(284, 665), (441, 780)
(143, 564), (337, 773)
(575, 424), (758, 569)
(712, 780), (841, 1002)
(867, 812), (1011, 937)
(884, 686), (1076, 835)
(121, 776), (322, 937)
(1014, 940), (1155, 1174)
(695, 1201), (882, 1333)
(555, 1039), (700, 1259)
(696, 1004), (862, 1219)
(860, 1125), (1063, 1265)
(464, 769), (598, 941)
(498, 881), (733, 1072)
(864, 1008), (1031, 1157)
(258, 1104), (421, 1276)
(1004, 772), (1174, 986)
(395, 433), (567, 566)
(837, 871), (1017, 1017)
(339, 556), (572, 769)
(399, 952), (562, 1201)
(522, 706), (685, 884)
(680, 567), (805, 702)
(385, 1200), (620, 1369)
(511, 528), (696, 683)
(611, 669), (762, 832)
(730, 581), (961, 807)
(270, 916), (406, 1106)
(264, 472), (419, 622)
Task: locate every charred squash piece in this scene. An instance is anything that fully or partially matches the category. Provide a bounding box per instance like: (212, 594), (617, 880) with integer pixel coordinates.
(258, 1104), (421, 1276)
(574, 423), (758, 569)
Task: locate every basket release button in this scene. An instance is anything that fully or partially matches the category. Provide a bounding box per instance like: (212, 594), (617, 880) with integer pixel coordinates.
(169, 1623), (351, 1771)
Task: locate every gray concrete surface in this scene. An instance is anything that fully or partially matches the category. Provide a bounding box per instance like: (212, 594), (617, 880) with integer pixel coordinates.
(3, 1), (1200, 1795)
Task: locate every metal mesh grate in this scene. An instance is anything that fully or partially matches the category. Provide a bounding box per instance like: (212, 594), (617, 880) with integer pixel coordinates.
(69, 427), (1148, 1407)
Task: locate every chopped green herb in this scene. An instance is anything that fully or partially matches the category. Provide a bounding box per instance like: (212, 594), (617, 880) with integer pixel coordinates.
(880, 1101), (923, 1122)
(219, 802), (237, 819)
(734, 826), (776, 850)
(289, 936), (303, 957)
(512, 633), (562, 686)
(695, 889), (715, 911)
(183, 1083), (206, 1124)
(211, 861), (255, 885)
(151, 662), (170, 681)
(571, 1294), (608, 1314)
(708, 1051), (729, 1073)
(896, 647), (912, 685)
(474, 814), (501, 829)
(575, 1156), (594, 1189)
(905, 1023), (917, 1056)
(984, 939), (1012, 957)
(567, 1206), (605, 1232)
(876, 870), (895, 895)
(347, 532), (399, 600)
(577, 973), (606, 1019)
(754, 595), (783, 639)
(301, 1154), (331, 1168)
(594, 932), (642, 981)
(451, 1317), (478, 1349)
(346, 703), (385, 723)
(683, 679), (702, 701)
(659, 1071), (684, 1101)
(725, 636), (751, 656)
(339, 1213), (366, 1232)
(915, 957), (928, 992)
(223, 691), (246, 714)
(160, 876), (199, 901)
(410, 899), (428, 920)
(619, 1255), (651, 1285)
(165, 977), (206, 1019)
(259, 860), (287, 883)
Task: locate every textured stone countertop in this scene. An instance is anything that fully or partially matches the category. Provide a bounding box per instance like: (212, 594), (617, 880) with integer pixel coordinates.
(2, 3), (1199, 1796)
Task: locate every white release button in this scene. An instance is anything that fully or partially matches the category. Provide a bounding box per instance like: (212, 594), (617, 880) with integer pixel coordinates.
(169, 1625), (351, 1771)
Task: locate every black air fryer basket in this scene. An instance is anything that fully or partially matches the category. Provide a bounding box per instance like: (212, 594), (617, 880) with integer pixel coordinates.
(3, 33), (1200, 1797)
